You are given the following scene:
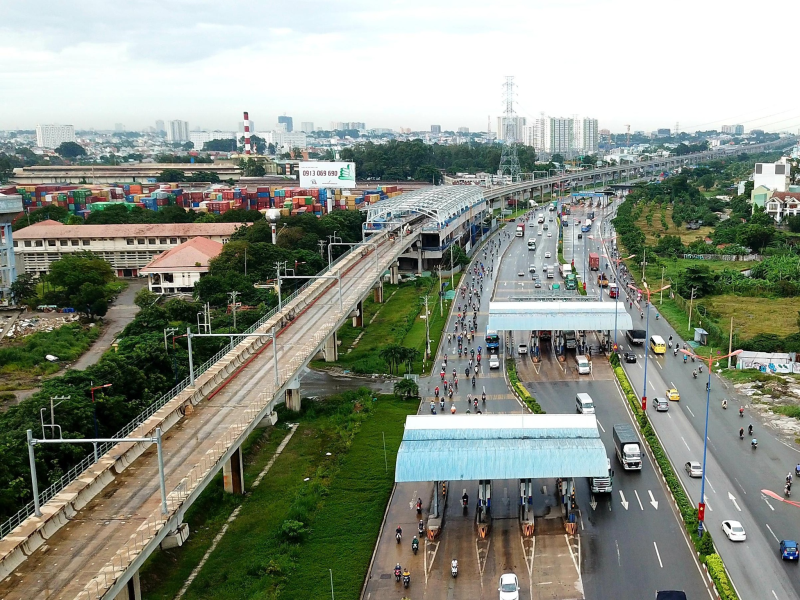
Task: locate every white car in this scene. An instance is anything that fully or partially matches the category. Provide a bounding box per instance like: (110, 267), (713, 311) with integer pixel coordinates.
(489, 354), (500, 369)
(722, 520), (746, 542)
(547, 232), (552, 237)
(684, 461), (702, 478)
(517, 344), (528, 355)
(544, 251), (551, 258)
(538, 230), (543, 236)
(498, 573), (520, 600)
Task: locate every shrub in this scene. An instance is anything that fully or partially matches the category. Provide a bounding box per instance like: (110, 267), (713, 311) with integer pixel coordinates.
(279, 519), (308, 543)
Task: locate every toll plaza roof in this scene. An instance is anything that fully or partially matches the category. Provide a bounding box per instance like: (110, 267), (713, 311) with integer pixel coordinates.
(395, 414), (608, 482)
(487, 301), (634, 332)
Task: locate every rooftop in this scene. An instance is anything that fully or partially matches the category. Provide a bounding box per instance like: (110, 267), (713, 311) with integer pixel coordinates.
(13, 220), (247, 240)
(488, 301), (635, 331)
(365, 186), (485, 229)
(140, 237), (223, 273)
(395, 414), (608, 482)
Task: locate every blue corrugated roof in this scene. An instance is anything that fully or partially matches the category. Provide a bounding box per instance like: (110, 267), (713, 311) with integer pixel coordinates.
(488, 301), (634, 332)
(395, 415), (609, 482)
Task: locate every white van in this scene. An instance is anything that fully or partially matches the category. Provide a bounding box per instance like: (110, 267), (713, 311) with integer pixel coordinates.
(576, 355), (591, 375)
(576, 392), (595, 414)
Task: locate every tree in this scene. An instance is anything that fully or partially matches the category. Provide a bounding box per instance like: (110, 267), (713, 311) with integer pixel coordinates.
(394, 378), (419, 399)
(157, 169), (186, 183)
(240, 159), (266, 177)
(55, 141), (86, 159)
(203, 139), (237, 152)
(10, 273), (37, 304)
(182, 142), (194, 151)
(379, 344), (404, 374)
(443, 244), (469, 268)
(187, 171), (220, 183)
(551, 153), (564, 164)
(267, 143), (276, 155)
(786, 215), (800, 233)
(47, 253), (116, 319)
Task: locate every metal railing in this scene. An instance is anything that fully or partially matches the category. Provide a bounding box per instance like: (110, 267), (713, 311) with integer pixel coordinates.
(0, 233), (385, 541)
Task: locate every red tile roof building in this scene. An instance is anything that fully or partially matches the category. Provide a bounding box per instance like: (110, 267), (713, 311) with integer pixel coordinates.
(140, 237), (224, 294)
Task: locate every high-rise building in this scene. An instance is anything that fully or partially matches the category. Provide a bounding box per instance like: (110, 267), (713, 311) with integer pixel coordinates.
(155, 120), (165, 133)
(277, 116), (293, 132)
(238, 120), (256, 134)
(350, 122), (366, 130)
(35, 124), (76, 148)
(722, 124), (745, 135)
(657, 128), (671, 137)
(457, 127), (469, 134)
(167, 120), (190, 142)
(580, 118), (599, 154)
(300, 121), (314, 133)
(274, 131), (307, 149)
(497, 116), (526, 142)
(545, 117), (574, 155)
(431, 125), (442, 134)
(114, 123), (125, 132)
(189, 131), (236, 148)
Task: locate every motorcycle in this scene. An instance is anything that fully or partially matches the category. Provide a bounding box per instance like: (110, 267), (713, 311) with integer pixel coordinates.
(412, 538), (419, 555)
(721, 400), (727, 409)
(751, 438), (758, 450)
(795, 464), (800, 478)
(396, 531), (402, 544)
(394, 566), (402, 582)
(692, 371), (697, 379)
(403, 573), (410, 589)
(451, 559), (458, 578)
(739, 408), (745, 418)
(416, 499), (422, 514)
(418, 520), (425, 537)
(786, 484), (792, 497)
(472, 377), (476, 387)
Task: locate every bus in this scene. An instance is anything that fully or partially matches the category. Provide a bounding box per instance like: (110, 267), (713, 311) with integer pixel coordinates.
(608, 283), (619, 298)
(650, 335), (666, 355)
(485, 330), (500, 353)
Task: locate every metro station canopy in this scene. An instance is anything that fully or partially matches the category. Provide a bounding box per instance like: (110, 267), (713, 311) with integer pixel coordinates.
(365, 186), (484, 230)
(487, 301), (634, 332)
(395, 414), (608, 482)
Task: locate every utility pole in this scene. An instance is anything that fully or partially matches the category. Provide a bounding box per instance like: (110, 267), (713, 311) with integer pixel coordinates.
(424, 295), (430, 359)
(688, 287), (697, 333)
(660, 266), (665, 304)
(728, 316), (734, 369)
(228, 291), (239, 330)
(318, 239), (326, 259)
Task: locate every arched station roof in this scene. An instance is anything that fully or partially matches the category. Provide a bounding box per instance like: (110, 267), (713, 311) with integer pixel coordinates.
(366, 186), (485, 229)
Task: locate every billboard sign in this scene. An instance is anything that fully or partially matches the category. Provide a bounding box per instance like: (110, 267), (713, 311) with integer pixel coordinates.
(299, 161), (356, 188)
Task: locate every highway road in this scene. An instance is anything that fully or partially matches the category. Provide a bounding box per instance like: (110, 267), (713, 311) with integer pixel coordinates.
(590, 200), (800, 599)
(364, 212), (712, 599)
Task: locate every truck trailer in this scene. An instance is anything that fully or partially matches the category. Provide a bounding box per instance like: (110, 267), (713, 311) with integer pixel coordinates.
(589, 252), (600, 271)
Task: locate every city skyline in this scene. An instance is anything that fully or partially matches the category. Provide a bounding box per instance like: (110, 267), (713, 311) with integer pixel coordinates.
(3, 0), (799, 133)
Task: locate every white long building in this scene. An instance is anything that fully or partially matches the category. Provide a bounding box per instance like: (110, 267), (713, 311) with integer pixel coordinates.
(12, 220), (245, 277)
(36, 125), (76, 149)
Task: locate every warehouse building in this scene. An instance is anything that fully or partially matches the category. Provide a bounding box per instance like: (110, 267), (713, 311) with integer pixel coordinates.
(12, 220), (244, 277)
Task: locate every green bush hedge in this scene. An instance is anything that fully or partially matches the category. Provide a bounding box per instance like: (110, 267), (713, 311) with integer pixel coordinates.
(506, 360), (545, 414)
(612, 361), (737, 600)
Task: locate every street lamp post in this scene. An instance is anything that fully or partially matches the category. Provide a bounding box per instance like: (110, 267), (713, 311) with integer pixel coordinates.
(680, 348), (743, 536)
(626, 283), (670, 410)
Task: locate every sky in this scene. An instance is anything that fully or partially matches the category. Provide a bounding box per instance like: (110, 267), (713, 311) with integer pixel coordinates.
(2, 0), (799, 134)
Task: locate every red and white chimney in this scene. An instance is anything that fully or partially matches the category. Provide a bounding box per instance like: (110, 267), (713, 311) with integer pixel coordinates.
(243, 111), (251, 155)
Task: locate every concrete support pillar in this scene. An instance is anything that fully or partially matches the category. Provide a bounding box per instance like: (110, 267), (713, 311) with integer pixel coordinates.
(520, 478), (534, 533)
(417, 247), (423, 274)
(285, 377), (301, 411)
(373, 281), (384, 303)
(390, 263), (399, 285)
(111, 570), (141, 600)
(352, 300), (364, 327)
(324, 331), (338, 362)
(223, 446), (245, 494)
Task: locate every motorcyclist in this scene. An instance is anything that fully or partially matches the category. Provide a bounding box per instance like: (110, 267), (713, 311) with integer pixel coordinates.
(739, 406), (745, 417)
(739, 427), (744, 439)
(482, 391), (486, 403)
(451, 558), (458, 576)
(402, 568), (411, 586)
(396, 525), (402, 539)
(450, 403), (456, 414)
(434, 386), (439, 397)
(462, 492), (469, 507)
(722, 399), (727, 409)
(748, 423), (753, 436)
(693, 370), (697, 379)
(683, 354), (687, 363)
(472, 376), (476, 387)
(395, 563), (402, 581)
(412, 536), (419, 553)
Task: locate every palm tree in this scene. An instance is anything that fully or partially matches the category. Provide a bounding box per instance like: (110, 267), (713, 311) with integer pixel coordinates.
(400, 347), (421, 374)
(394, 378), (419, 399)
(379, 344), (404, 374)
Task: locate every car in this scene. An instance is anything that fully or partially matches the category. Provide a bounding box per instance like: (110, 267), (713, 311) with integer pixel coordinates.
(544, 251), (551, 258)
(538, 230), (543, 236)
(563, 221), (569, 227)
(498, 573), (520, 600)
(722, 520), (746, 542)
(547, 232), (552, 237)
(548, 217), (554, 222)
(653, 397), (670, 412)
(489, 354), (500, 369)
(780, 540), (799, 561)
(666, 388), (680, 401)
(529, 264), (536, 273)
(518, 344), (528, 355)
(684, 461), (702, 478)
(623, 352), (637, 363)
(534, 281), (542, 288)
(577, 233), (583, 239)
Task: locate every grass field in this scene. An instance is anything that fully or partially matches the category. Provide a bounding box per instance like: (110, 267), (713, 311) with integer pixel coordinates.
(141, 394), (415, 600)
(0, 322), (101, 389)
(702, 295), (800, 339)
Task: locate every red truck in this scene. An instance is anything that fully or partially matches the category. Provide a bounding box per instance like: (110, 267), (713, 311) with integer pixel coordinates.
(589, 252), (600, 271)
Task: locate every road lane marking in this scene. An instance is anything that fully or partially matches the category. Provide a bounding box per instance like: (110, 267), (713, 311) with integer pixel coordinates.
(649, 490), (659, 509)
(728, 492), (741, 511)
(615, 539), (621, 566)
(704, 477), (716, 494)
(634, 489), (644, 510)
(670, 381), (676, 388)
(763, 494), (775, 511)
(733, 477), (747, 494)
(648, 380), (656, 391)
(654, 542), (663, 568)
(596, 419), (605, 433)
(685, 406), (695, 418)
(619, 491), (629, 510)
(773, 591), (779, 600)
(766, 523), (779, 543)
(681, 437), (691, 451)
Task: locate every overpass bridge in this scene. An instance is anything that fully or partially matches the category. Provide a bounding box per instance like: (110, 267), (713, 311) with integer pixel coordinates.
(0, 191), (466, 599)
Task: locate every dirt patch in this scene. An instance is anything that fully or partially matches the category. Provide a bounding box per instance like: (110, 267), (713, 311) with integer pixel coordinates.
(735, 375), (800, 441)
(635, 204), (714, 245)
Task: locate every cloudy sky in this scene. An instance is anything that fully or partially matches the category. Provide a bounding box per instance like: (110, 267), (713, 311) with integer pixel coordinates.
(2, 0), (798, 134)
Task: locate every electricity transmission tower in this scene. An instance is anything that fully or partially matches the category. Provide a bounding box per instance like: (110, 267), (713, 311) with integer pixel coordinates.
(498, 76), (521, 183)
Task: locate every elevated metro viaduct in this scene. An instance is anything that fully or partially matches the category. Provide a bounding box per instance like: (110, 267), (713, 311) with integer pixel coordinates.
(487, 300), (634, 360)
(395, 414), (608, 536)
